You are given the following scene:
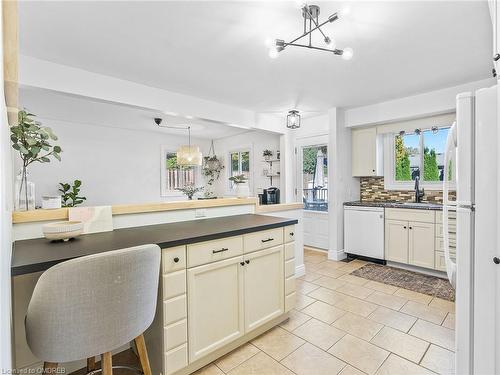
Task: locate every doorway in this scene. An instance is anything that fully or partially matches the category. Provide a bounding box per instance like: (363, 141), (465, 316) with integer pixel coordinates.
(296, 139), (329, 250)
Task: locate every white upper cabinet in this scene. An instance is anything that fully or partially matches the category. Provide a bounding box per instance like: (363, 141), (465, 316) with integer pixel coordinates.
(351, 127), (383, 177)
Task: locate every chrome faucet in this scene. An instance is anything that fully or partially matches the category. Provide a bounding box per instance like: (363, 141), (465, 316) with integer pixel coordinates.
(414, 176), (425, 203)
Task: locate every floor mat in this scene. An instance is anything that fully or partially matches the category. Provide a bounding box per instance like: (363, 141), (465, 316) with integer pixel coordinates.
(351, 263), (455, 301)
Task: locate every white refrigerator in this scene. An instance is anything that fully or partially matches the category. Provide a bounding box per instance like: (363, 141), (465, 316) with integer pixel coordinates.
(443, 85), (499, 374)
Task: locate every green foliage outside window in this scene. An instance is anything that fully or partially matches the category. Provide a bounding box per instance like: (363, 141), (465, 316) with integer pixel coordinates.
(423, 147), (439, 181)
(395, 135), (411, 181)
(302, 146), (327, 175)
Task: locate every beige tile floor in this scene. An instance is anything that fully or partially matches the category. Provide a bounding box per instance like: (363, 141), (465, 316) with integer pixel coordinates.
(195, 249), (456, 375)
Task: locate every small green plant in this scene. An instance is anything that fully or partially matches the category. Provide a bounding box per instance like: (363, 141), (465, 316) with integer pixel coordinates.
(263, 149), (273, 158)
(11, 110), (62, 210)
(59, 180), (87, 207)
(177, 184), (203, 200)
(229, 174), (248, 184)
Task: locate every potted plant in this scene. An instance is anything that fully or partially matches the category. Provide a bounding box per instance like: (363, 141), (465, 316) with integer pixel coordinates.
(10, 110), (62, 211)
(229, 174), (249, 198)
(177, 184), (203, 200)
(58, 180), (87, 207)
(201, 154), (224, 199)
(263, 149), (273, 161)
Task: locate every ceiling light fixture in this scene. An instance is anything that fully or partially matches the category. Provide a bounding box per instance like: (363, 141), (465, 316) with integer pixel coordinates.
(154, 118), (202, 166)
(269, 3), (353, 59)
(287, 110), (301, 129)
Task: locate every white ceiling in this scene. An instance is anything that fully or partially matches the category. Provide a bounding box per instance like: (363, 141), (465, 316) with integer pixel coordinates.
(19, 87), (251, 139)
(19, 1), (492, 114)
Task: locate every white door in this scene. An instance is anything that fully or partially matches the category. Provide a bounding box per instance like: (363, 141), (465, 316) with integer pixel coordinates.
(296, 138), (329, 249)
(187, 256), (245, 362)
(472, 85), (499, 374)
(244, 246), (284, 332)
(408, 221), (435, 269)
(385, 220), (408, 263)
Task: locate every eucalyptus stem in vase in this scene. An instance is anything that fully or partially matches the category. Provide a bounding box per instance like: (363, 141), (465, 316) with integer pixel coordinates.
(10, 110), (62, 211)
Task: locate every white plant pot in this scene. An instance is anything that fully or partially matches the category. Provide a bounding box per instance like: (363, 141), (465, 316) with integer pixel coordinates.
(235, 183), (250, 199)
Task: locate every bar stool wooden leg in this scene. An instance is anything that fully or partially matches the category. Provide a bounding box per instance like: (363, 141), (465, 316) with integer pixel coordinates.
(87, 357), (97, 372)
(42, 362), (57, 374)
(101, 352), (113, 375)
(134, 334), (152, 375)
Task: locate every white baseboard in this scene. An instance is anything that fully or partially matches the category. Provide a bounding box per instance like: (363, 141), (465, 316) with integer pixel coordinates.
(295, 264), (305, 277)
(328, 248), (346, 262)
(386, 261), (447, 278)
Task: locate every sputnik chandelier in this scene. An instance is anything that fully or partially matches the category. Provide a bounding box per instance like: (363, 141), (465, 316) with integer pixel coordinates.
(268, 2), (353, 60)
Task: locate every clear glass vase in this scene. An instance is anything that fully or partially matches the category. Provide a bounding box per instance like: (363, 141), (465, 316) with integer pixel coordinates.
(14, 168), (36, 211)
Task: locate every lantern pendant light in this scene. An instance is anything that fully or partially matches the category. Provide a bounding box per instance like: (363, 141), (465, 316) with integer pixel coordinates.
(177, 126), (202, 166)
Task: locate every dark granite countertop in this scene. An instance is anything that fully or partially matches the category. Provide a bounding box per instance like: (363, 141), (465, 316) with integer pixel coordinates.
(344, 201), (443, 211)
(12, 214), (298, 276)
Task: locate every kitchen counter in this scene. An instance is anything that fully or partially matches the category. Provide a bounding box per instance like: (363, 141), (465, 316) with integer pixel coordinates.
(344, 200), (443, 211)
(256, 202), (304, 213)
(11, 214), (297, 276)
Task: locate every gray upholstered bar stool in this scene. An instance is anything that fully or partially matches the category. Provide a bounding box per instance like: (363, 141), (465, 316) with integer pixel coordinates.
(25, 244), (161, 375)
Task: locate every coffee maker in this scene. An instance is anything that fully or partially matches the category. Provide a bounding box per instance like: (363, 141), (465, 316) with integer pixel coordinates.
(260, 187), (280, 205)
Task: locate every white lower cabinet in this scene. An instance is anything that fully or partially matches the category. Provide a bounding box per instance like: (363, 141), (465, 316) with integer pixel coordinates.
(244, 246), (284, 332)
(408, 222), (435, 269)
(161, 226), (294, 374)
(385, 219), (409, 263)
(187, 256), (245, 362)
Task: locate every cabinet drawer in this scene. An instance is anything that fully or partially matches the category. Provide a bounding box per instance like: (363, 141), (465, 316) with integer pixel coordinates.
(285, 275), (295, 295)
(163, 295), (187, 326)
(162, 246), (186, 274)
(164, 343), (188, 375)
(285, 258), (295, 278)
(436, 223), (456, 237)
(284, 242), (295, 261)
(436, 211), (456, 222)
(187, 236), (243, 268)
(244, 228), (284, 253)
(163, 270), (186, 300)
(164, 319), (187, 351)
(435, 237), (456, 253)
(385, 208), (435, 223)
(435, 251), (456, 272)
(284, 225), (296, 243)
(285, 292), (295, 312)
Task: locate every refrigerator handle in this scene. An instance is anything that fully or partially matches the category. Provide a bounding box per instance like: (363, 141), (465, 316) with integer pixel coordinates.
(443, 122), (457, 287)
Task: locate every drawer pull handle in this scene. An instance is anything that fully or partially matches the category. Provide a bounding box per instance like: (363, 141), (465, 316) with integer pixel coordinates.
(213, 247), (229, 254)
(289, 232), (294, 236)
(403, 226), (407, 229)
(245, 260), (250, 264)
(240, 261), (245, 266)
(494, 257), (500, 265)
(261, 238), (274, 243)
(173, 257), (180, 263)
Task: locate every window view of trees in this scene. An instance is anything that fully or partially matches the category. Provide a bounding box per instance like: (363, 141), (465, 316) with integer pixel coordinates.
(302, 145), (328, 212)
(230, 151), (250, 188)
(394, 127), (450, 182)
(165, 152), (196, 191)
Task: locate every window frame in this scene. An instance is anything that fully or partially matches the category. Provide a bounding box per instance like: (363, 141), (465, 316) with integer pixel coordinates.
(160, 146), (200, 197)
(227, 148), (251, 192)
(384, 126), (456, 191)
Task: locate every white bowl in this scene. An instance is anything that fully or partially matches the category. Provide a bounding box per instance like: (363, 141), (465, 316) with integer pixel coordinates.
(42, 221), (84, 241)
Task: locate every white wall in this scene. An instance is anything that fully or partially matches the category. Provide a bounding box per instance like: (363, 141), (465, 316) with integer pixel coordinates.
(14, 120), (211, 206)
(328, 108), (360, 260)
(213, 130), (281, 197)
(344, 78), (495, 127)
(0, 4), (13, 370)
(294, 114), (329, 139)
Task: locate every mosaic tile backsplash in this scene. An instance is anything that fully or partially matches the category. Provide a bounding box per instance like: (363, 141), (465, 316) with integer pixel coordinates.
(360, 177), (456, 204)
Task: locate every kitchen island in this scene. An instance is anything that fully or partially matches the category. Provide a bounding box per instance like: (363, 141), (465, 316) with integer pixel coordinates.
(12, 213), (298, 375)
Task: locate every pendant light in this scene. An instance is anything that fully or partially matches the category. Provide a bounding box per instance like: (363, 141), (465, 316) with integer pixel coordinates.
(287, 110), (301, 129)
(177, 126), (202, 166)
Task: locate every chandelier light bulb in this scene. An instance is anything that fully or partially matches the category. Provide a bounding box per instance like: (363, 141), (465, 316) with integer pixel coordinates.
(269, 47), (279, 59)
(339, 6), (350, 18)
(342, 47), (353, 60)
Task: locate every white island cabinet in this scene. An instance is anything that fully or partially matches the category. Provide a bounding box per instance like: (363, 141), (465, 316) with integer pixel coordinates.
(147, 225), (295, 375)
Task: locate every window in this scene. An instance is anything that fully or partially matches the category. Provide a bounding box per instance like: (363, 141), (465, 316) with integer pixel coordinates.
(229, 150), (250, 188)
(391, 126), (452, 186)
(301, 145), (328, 212)
(160, 148), (198, 196)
